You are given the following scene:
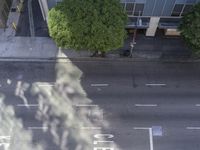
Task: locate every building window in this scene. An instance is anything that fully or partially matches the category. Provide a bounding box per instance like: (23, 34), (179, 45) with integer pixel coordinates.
(171, 4), (184, 16)
(121, 2), (145, 16)
(134, 4), (144, 16)
(126, 3), (135, 15)
(181, 4), (193, 15)
(171, 0), (196, 17)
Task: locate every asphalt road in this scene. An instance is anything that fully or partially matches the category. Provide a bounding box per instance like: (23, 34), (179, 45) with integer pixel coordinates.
(0, 61), (200, 150)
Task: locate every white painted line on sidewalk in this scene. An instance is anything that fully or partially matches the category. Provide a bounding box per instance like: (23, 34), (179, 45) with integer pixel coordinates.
(28, 127), (48, 130)
(91, 84), (109, 87)
(195, 104), (200, 107)
(135, 104), (158, 107)
(186, 127), (200, 130)
(75, 104), (98, 107)
(145, 83), (166, 86)
(17, 104), (39, 107)
(80, 127), (102, 130)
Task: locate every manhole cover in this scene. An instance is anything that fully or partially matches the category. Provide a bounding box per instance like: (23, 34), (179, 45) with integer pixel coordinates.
(152, 126), (162, 136)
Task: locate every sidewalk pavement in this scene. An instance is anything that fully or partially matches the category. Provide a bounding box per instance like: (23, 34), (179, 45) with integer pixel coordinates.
(0, 0), (195, 62)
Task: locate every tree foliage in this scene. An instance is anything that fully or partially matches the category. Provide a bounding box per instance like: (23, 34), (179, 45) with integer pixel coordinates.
(179, 3), (200, 57)
(48, 0), (127, 53)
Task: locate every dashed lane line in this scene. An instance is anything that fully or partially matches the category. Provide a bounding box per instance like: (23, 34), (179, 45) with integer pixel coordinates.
(145, 83), (166, 86)
(16, 104), (39, 107)
(186, 127), (200, 130)
(135, 104), (158, 107)
(28, 127), (48, 130)
(80, 127), (102, 130)
(91, 84), (109, 87)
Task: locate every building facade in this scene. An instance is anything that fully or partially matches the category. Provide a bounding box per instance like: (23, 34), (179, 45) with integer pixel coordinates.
(121, 0), (200, 36)
(39, 0), (200, 36)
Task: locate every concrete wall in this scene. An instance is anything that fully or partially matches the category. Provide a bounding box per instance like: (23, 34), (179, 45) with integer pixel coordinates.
(146, 17), (160, 36)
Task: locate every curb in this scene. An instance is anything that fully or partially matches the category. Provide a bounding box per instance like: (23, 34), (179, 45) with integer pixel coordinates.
(0, 56), (199, 63)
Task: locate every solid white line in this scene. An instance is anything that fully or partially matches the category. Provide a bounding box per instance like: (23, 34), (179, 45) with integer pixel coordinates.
(133, 127), (150, 130)
(80, 127), (102, 130)
(133, 127), (154, 150)
(186, 127), (200, 130)
(28, 127), (48, 130)
(149, 128), (154, 150)
(145, 83), (166, 86)
(135, 104), (158, 107)
(91, 84), (109, 87)
(75, 104), (98, 107)
(195, 104), (200, 107)
(17, 104), (39, 107)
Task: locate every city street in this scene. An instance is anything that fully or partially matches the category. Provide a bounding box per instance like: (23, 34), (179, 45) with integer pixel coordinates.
(0, 60), (200, 150)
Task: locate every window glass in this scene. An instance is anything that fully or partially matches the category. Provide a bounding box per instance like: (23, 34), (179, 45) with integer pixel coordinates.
(186, 0), (196, 4)
(182, 4), (193, 15)
(134, 4), (144, 16)
(126, 3), (135, 15)
(171, 4), (184, 16)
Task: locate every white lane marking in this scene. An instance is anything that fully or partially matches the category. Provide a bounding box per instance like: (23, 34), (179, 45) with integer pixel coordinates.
(149, 128), (154, 150)
(75, 104), (98, 107)
(80, 127), (102, 130)
(17, 104), (39, 107)
(186, 127), (200, 130)
(133, 127), (150, 130)
(135, 104), (158, 107)
(28, 127), (48, 130)
(37, 82), (55, 87)
(195, 104), (200, 107)
(133, 127), (154, 150)
(91, 84), (109, 87)
(145, 83), (166, 86)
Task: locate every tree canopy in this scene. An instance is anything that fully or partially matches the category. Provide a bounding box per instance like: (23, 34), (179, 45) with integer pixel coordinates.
(47, 0), (127, 53)
(179, 3), (200, 57)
